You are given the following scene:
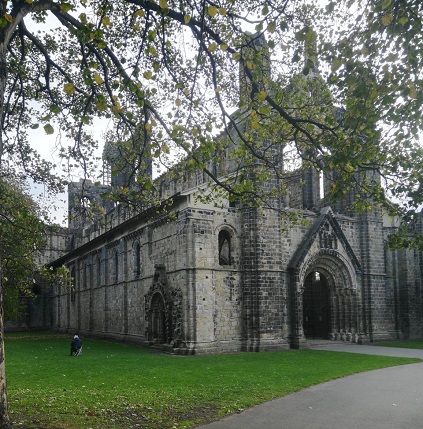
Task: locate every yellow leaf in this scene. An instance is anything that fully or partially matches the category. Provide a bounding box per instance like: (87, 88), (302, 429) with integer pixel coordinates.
(162, 144), (170, 154)
(4, 14), (12, 23)
(102, 16), (111, 27)
(257, 90), (267, 101)
(134, 9), (145, 18)
(208, 43), (217, 52)
(159, 0), (168, 9)
(95, 101), (107, 111)
(184, 15), (191, 24)
(409, 83), (417, 99)
(25, 0), (33, 3)
(232, 52), (241, 61)
(208, 6), (218, 17)
(398, 16), (408, 25)
(148, 47), (157, 56)
(143, 70), (153, 79)
(93, 73), (104, 84)
(175, 98), (181, 106)
(111, 103), (123, 114)
(64, 82), (75, 95)
(381, 13), (393, 26)
(220, 43), (228, 51)
(218, 7), (227, 16)
(258, 106), (271, 115)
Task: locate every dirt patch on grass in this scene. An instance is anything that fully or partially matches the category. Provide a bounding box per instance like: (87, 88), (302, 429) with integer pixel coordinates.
(12, 403), (224, 429)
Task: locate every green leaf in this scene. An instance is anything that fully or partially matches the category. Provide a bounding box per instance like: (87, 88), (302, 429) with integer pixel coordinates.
(381, 0), (392, 9)
(267, 21), (276, 33)
(44, 124), (54, 135)
(49, 105), (60, 114)
(60, 3), (73, 13)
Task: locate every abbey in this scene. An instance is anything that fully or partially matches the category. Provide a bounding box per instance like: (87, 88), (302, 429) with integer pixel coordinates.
(29, 35), (423, 354)
(42, 157), (423, 353)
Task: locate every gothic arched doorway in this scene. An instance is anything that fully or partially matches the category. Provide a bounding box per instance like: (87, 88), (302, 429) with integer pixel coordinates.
(150, 293), (167, 344)
(303, 271), (331, 339)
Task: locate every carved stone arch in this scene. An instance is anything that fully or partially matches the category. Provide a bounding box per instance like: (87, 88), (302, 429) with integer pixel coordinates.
(297, 250), (361, 344)
(215, 224), (238, 266)
(300, 250), (359, 294)
(144, 265), (183, 348)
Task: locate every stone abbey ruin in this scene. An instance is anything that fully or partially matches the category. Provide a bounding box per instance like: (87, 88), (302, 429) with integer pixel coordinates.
(14, 34), (423, 353)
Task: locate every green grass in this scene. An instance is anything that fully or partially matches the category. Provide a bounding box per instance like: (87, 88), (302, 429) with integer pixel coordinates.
(5, 332), (420, 429)
(374, 340), (423, 349)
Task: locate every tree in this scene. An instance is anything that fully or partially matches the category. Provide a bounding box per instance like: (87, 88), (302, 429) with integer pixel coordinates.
(0, 0), (422, 426)
(0, 175), (51, 428)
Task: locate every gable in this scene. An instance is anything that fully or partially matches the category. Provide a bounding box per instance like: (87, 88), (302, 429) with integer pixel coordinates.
(288, 207), (361, 272)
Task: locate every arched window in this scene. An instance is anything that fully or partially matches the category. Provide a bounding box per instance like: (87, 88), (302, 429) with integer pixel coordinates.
(134, 242), (141, 277)
(70, 267), (76, 302)
(82, 262), (88, 290)
(218, 230), (231, 266)
(150, 293), (167, 343)
(96, 256), (101, 285)
(113, 249), (119, 283)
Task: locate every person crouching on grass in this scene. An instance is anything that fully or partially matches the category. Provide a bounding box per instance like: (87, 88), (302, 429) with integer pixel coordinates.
(70, 334), (82, 356)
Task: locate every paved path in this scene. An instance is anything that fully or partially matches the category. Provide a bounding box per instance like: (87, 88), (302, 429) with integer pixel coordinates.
(197, 344), (423, 429)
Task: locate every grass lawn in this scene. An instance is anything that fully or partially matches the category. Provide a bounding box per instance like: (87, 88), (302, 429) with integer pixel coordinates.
(374, 340), (423, 349)
(5, 332), (420, 429)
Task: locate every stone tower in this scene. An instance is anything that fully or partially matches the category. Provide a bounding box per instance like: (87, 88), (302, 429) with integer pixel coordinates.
(239, 32), (272, 108)
(68, 179), (113, 229)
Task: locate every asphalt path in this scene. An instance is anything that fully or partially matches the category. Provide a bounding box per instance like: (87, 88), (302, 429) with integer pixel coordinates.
(197, 344), (423, 429)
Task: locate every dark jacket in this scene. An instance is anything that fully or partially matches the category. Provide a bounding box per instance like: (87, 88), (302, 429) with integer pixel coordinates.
(71, 337), (82, 350)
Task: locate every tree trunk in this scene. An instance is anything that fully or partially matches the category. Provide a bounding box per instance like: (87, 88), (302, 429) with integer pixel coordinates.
(0, 256), (11, 429)
(0, 2), (12, 424)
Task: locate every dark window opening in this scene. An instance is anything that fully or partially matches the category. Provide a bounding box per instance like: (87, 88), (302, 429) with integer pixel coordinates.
(70, 267), (76, 302)
(113, 250), (119, 283)
(150, 293), (167, 343)
(219, 230), (231, 265)
(134, 242), (141, 277)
